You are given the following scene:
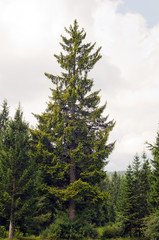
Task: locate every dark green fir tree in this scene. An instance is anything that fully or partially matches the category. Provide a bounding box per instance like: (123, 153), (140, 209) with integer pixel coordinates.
(107, 171), (122, 222)
(143, 135), (159, 240)
(140, 153), (151, 216)
(132, 154), (144, 236)
(121, 165), (135, 237)
(0, 105), (37, 239)
(0, 99), (9, 132)
(147, 132), (159, 211)
(31, 20), (115, 226)
(120, 154), (151, 237)
(0, 100), (10, 231)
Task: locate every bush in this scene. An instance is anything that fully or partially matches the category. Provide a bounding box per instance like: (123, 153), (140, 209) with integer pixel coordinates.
(41, 212), (99, 240)
(101, 225), (117, 239)
(143, 212), (159, 240)
(16, 236), (41, 240)
(101, 223), (124, 239)
(0, 226), (7, 238)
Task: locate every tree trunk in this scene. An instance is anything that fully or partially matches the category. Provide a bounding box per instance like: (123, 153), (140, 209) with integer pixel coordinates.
(69, 156), (76, 221)
(9, 220), (15, 240)
(9, 175), (16, 239)
(69, 84), (76, 222)
(130, 222), (132, 238)
(69, 198), (76, 221)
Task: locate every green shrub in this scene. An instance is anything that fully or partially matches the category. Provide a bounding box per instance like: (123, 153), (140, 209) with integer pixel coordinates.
(41, 212), (99, 240)
(101, 223), (124, 239)
(0, 226), (7, 238)
(96, 226), (105, 237)
(143, 212), (159, 240)
(101, 225), (117, 239)
(16, 236), (41, 240)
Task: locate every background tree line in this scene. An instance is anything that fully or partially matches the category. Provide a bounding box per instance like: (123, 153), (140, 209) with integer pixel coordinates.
(0, 101), (159, 239)
(0, 20), (159, 240)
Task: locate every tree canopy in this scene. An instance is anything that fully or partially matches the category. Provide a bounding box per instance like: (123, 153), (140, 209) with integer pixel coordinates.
(31, 20), (115, 225)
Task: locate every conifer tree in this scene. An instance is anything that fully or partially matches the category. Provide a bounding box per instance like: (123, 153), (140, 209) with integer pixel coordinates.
(140, 153), (151, 216)
(143, 135), (159, 240)
(0, 106), (36, 238)
(107, 171), (122, 222)
(120, 154), (151, 237)
(31, 20), (115, 223)
(132, 154), (145, 236)
(0, 99), (9, 132)
(147, 132), (159, 211)
(121, 165), (135, 237)
(0, 100), (10, 230)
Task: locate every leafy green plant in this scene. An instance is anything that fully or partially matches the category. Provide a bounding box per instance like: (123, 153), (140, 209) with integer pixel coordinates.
(41, 212), (98, 240)
(101, 223), (124, 239)
(143, 212), (159, 240)
(0, 225), (7, 238)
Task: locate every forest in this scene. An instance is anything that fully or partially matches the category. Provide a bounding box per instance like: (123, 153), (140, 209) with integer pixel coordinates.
(0, 20), (159, 240)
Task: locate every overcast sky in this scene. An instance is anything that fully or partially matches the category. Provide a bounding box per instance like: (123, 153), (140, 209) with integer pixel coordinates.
(0, 0), (159, 171)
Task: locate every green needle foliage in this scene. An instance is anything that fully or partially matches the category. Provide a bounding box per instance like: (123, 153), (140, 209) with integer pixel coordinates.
(107, 171), (123, 223)
(147, 132), (159, 211)
(121, 165), (135, 237)
(0, 99), (9, 132)
(119, 154), (151, 237)
(0, 105), (37, 239)
(31, 19), (115, 229)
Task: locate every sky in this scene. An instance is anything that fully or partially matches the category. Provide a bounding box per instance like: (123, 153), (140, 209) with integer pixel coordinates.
(0, 0), (159, 171)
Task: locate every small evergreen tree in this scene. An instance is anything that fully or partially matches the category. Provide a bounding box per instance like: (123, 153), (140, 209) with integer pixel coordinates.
(132, 154), (142, 236)
(0, 106), (37, 238)
(120, 154), (151, 237)
(143, 132), (159, 239)
(147, 132), (159, 211)
(107, 171), (122, 222)
(140, 153), (151, 217)
(0, 99), (9, 132)
(31, 20), (115, 230)
(0, 100), (10, 231)
(121, 165), (135, 237)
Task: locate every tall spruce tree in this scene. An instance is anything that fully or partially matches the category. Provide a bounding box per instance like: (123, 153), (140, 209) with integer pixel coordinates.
(0, 106), (36, 238)
(31, 20), (115, 223)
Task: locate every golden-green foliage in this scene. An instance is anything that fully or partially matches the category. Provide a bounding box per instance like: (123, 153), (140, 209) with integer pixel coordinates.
(143, 213), (159, 239)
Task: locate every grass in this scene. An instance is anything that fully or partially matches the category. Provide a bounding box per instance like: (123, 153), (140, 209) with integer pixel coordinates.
(107, 237), (145, 240)
(0, 237), (145, 240)
(1, 237), (41, 240)
(0, 233), (145, 240)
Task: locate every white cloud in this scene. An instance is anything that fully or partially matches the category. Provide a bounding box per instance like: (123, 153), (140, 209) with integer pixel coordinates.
(116, 88), (159, 107)
(0, 0), (159, 170)
(0, 0), (67, 56)
(92, 0), (159, 170)
(93, 0), (159, 85)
